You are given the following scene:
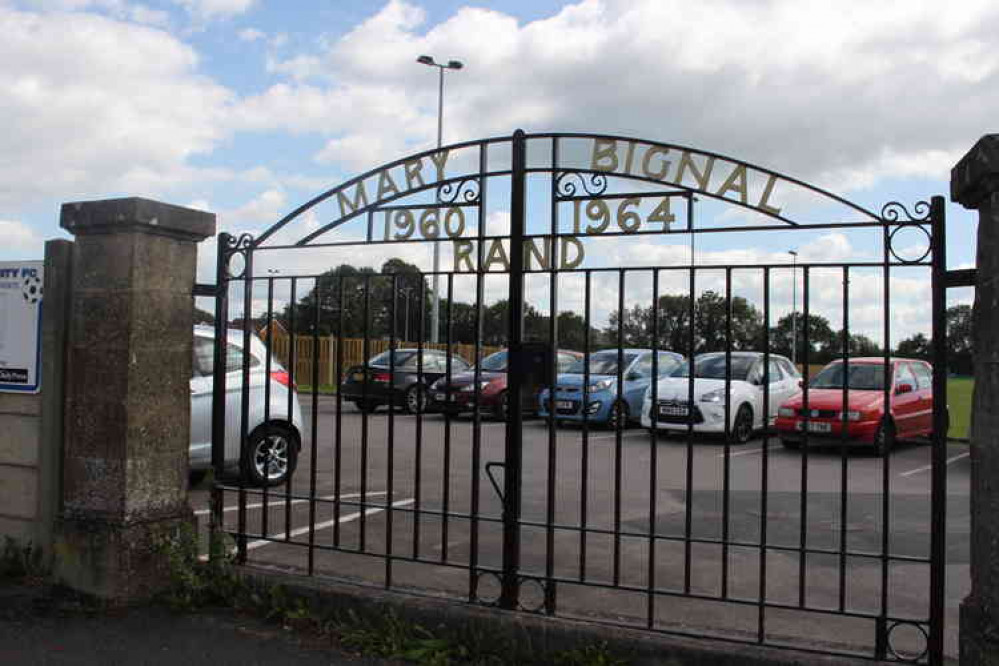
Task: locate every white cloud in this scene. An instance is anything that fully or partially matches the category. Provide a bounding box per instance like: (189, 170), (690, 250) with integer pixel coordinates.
(172, 0), (254, 21)
(0, 7), (232, 204)
(235, 0), (999, 191)
(0, 220), (45, 254)
(237, 26), (264, 41)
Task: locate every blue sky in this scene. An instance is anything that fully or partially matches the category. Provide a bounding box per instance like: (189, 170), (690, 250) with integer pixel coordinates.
(0, 0), (990, 338)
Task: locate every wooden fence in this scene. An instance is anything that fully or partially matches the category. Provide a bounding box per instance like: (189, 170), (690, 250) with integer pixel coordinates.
(265, 330), (503, 386)
(261, 325), (827, 388)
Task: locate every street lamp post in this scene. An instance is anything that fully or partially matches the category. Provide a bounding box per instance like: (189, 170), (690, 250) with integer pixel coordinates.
(789, 250), (798, 366)
(399, 286), (414, 342)
(417, 55), (463, 344)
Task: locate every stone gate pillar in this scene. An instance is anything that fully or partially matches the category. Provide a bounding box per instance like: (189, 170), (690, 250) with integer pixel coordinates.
(952, 135), (999, 664)
(54, 197), (215, 601)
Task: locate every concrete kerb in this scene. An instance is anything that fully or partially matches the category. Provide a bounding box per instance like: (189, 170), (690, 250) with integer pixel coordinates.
(234, 564), (884, 666)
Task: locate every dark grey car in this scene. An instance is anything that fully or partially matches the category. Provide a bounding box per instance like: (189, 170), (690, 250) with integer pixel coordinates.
(341, 348), (471, 414)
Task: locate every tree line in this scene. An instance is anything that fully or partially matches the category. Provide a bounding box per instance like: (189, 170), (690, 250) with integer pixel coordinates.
(215, 260), (971, 373)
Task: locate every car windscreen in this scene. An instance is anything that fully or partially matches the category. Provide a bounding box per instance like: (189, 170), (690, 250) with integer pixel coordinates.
(810, 363), (886, 390)
(670, 355), (755, 381)
(566, 351), (639, 376)
(479, 351), (507, 372)
(368, 350), (417, 367)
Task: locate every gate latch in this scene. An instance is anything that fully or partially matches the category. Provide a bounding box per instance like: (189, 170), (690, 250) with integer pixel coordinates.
(485, 461), (505, 504)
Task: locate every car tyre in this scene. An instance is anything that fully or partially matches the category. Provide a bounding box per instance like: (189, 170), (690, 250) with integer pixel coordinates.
(354, 399), (379, 414)
(242, 424), (298, 487)
(607, 401), (630, 431)
(730, 405), (754, 444)
(403, 385), (427, 415)
(873, 418), (895, 457)
(493, 391), (509, 421)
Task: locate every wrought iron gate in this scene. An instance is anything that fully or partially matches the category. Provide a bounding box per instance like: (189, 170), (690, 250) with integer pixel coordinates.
(210, 130), (950, 663)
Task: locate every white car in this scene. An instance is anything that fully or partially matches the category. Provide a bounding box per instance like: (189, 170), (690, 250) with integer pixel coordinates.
(641, 351), (801, 443)
(190, 326), (304, 486)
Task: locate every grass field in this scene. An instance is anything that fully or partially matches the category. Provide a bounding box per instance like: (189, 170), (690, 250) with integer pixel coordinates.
(949, 376), (973, 440)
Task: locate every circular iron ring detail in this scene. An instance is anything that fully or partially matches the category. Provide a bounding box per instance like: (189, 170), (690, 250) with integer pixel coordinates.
(887, 223), (932, 265)
(472, 571), (502, 606)
(224, 233), (254, 279)
(886, 621), (929, 663)
(516, 576), (548, 613)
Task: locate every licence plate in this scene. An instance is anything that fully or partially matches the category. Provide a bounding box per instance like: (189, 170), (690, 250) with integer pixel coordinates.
(435, 393), (445, 401)
(797, 421), (831, 433)
(659, 405), (688, 416)
(352, 372), (365, 381)
(556, 400), (573, 410)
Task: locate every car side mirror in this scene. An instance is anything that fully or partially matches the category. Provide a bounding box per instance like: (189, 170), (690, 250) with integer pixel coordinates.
(896, 383), (913, 395)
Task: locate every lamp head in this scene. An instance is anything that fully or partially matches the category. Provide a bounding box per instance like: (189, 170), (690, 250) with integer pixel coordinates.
(416, 55), (435, 66)
(447, 60), (464, 70)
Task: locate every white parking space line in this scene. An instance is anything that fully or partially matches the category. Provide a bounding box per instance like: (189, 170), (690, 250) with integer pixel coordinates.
(580, 432), (649, 441)
(246, 498), (416, 551)
(716, 444), (776, 459)
(193, 491), (388, 517)
(899, 451), (970, 478)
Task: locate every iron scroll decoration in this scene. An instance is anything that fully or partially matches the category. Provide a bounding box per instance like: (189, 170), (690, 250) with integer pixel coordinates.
(247, 131), (891, 249)
(436, 177), (481, 205)
(882, 201), (933, 265)
(224, 232), (255, 279)
(554, 170), (609, 199)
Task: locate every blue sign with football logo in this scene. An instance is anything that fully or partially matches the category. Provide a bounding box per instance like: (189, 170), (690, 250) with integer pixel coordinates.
(0, 261), (44, 393)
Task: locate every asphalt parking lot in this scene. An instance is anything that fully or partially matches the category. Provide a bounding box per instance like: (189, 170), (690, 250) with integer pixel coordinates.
(189, 395), (969, 660)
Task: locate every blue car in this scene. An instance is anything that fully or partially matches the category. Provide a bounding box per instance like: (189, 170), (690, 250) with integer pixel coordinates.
(538, 349), (684, 428)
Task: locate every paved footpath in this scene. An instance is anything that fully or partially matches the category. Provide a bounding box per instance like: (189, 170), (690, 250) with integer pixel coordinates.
(0, 584), (400, 666)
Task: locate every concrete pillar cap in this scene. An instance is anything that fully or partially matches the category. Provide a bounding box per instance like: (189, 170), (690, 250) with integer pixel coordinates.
(951, 134), (999, 209)
(60, 197), (216, 241)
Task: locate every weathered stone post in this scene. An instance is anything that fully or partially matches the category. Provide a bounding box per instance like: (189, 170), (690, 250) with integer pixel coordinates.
(54, 197), (215, 601)
(952, 135), (999, 664)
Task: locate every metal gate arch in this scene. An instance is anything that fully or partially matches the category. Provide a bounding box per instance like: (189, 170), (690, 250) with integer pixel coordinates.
(211, 130), (949, 663)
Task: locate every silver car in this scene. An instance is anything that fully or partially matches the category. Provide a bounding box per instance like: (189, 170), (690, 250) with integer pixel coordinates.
(190, 326), (304, 486)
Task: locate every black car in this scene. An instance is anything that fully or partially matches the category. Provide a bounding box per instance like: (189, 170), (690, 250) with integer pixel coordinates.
(341, 348), (471, 414)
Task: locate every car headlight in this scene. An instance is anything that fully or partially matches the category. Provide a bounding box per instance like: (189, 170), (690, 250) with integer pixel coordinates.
(590, 378), (614, 391)
(700, 388), (726, 403)
(778, 407), (795, 417)
(845, 410), (862, 421)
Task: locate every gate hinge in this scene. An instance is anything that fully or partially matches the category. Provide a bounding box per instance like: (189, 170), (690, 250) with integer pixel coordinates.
(193, 283), (218, 297)
(945, 268), (976, 288)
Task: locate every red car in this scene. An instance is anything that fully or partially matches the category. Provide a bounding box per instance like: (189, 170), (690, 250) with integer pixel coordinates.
(429, 348), (583, 419)
(775, 357), (936, 455)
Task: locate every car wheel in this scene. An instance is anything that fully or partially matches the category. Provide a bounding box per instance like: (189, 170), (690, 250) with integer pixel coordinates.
(493, 391), (509, 421)
(242, 424), (298, 487)
(354, 399), (379, 414)
(607, 401), (630, 430)
(780, 438), (800, 451)
(730, 405), (753, 444)
(873, 419), (895, 457)
(403, 385), (427, 415)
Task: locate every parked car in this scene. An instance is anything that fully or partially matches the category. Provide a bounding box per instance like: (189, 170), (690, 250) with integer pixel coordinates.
(190, 326), (304, 487)
(341, 348), (471, 414)
(642, 351), (800, 443)
(538, 349), (684, 429)
(428, 348), (582, 419)
(774, 357), (936, 454)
